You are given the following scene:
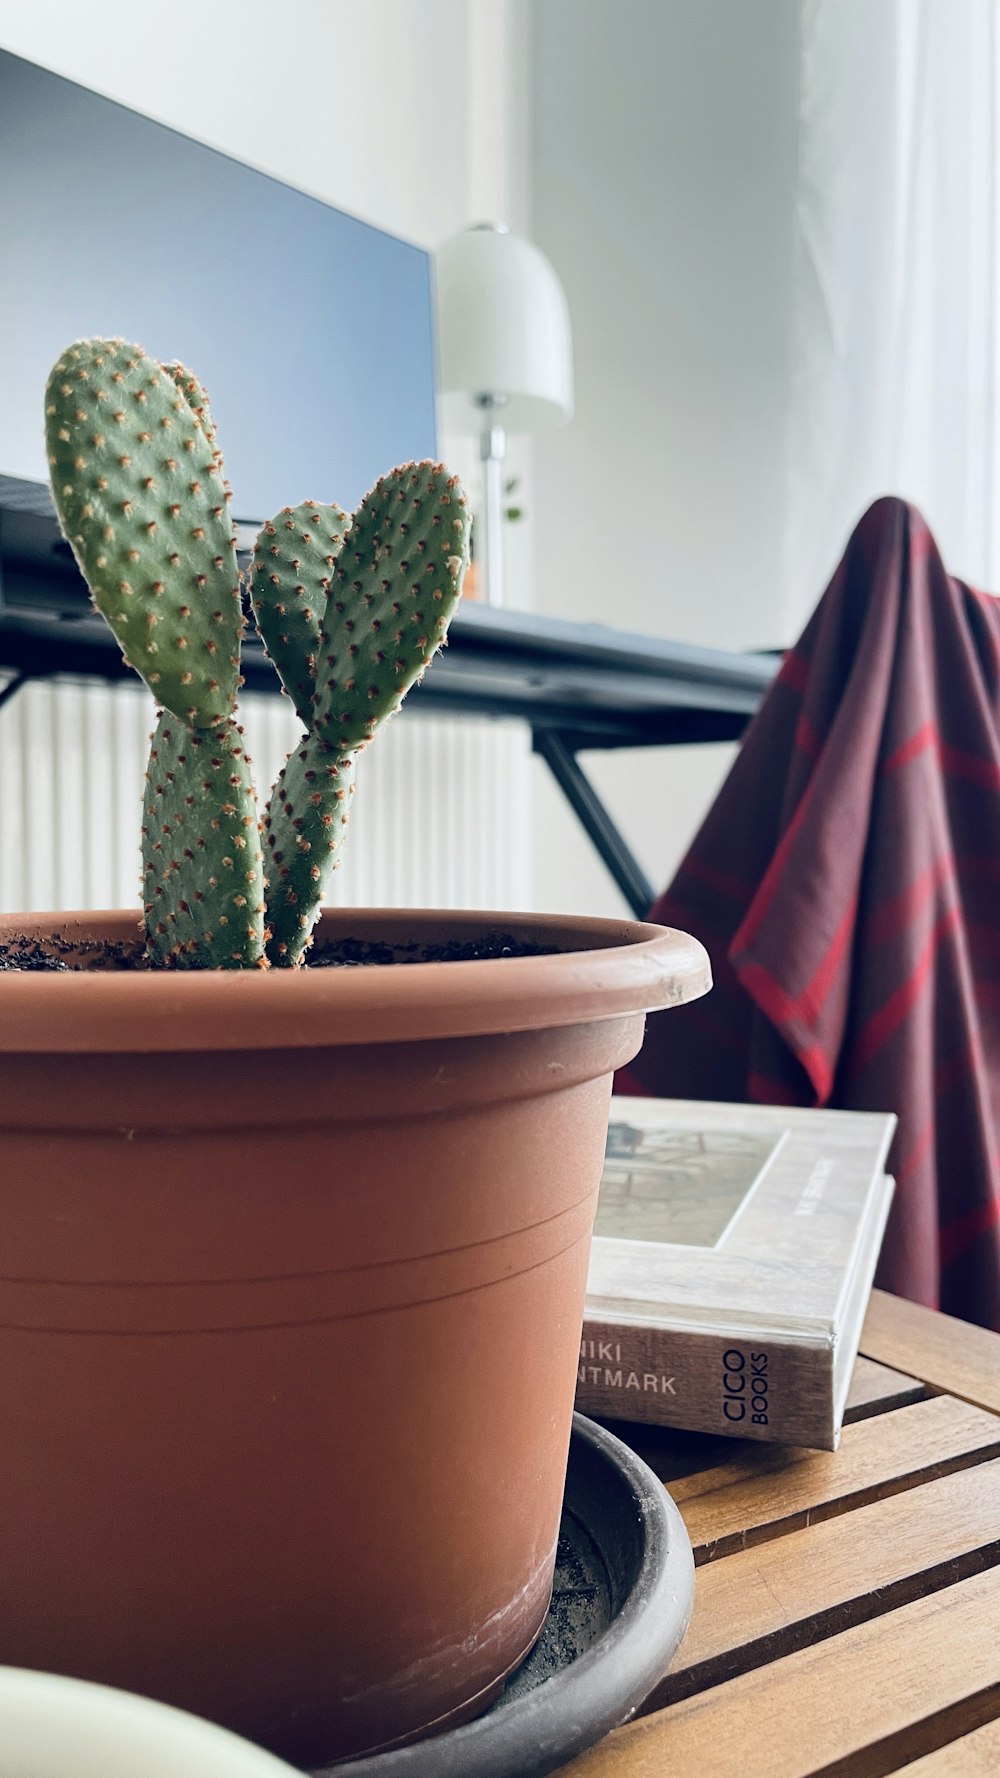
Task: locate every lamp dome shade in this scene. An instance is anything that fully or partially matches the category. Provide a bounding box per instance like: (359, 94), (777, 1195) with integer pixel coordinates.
(435, 225), (574, 434)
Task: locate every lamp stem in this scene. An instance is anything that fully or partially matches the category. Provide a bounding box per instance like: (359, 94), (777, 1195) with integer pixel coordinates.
(477, 399), (507, 608)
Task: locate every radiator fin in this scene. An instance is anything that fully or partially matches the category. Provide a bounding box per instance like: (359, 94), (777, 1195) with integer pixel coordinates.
(0, 679), (531, 914)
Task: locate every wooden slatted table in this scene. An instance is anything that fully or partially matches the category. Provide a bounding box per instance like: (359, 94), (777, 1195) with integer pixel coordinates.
(556, 1289), (1000, 1777)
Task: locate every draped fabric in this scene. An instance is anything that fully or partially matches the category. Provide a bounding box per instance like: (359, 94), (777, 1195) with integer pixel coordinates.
(621, 498), (1000, 1331)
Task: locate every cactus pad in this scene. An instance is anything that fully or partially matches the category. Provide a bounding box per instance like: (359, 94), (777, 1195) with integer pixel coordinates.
(311, 463), (470, 750)
(250, 499), (350, 726)
(141, 711), (266, 968)
(46, 338), (241, 727)
(160, 360), (220, 455)
(261, 735), (356, 965)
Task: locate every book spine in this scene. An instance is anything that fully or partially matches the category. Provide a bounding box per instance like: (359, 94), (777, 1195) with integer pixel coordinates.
(576, 1318), (838, 1449)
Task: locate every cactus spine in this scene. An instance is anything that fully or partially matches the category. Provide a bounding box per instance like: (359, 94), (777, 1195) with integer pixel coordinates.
(46, 337), (470, 968)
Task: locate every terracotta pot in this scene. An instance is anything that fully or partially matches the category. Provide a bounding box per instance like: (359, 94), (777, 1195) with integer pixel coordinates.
(0, 907), (709, 1765)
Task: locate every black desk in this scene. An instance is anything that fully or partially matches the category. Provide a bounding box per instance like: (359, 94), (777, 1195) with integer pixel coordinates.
(0, 476), (777, 915)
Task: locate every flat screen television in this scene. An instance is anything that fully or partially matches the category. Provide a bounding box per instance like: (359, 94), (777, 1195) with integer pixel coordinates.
(0, 48), (437, 528)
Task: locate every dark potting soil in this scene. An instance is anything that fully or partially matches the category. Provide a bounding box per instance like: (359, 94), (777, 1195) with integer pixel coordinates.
(0, 934), (146, 973)
(0, 940), (73, 972)
(0, 932), (552, 972)
(307, 933), (550, 968)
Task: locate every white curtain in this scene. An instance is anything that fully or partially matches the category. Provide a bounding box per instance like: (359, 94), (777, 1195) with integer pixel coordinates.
(782, 0), (1000, 634)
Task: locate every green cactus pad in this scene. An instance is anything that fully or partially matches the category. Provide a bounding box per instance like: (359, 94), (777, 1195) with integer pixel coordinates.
(261, 734), (356, 965)
(249, 499), (350, 726)
(141, 710), (266, 968)
(45, 338), (241, 727)
(160, 360), (220, 455)
(311, 462), (470, 751)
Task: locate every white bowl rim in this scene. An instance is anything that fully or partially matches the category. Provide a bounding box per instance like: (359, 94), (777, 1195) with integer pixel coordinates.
(0, 1667), (298, 1778)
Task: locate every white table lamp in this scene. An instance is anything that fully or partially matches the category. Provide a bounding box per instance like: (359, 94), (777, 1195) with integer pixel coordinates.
(435, 223), (573, 606)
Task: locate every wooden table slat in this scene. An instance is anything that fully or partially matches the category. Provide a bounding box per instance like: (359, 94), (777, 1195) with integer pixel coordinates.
(672, 1394), (1000, 1562)
(897, 1717), (1000, 1773)
(842, 1354), (927, 1422)
(653, 1456), (1000, 1707)
(861, 1290), (1000, 1416)
(555, 1564), (1000, 1778)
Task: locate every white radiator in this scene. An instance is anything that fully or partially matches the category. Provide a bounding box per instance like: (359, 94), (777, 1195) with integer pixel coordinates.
(0, 678), (532, 915)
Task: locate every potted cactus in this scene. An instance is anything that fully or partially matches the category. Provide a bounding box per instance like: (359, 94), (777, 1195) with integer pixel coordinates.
(43, 339), (471, 968)
(0, 340), (710, 1766)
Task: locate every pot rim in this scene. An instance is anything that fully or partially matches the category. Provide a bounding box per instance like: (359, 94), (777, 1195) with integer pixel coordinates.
(0, 907), (710, 1053)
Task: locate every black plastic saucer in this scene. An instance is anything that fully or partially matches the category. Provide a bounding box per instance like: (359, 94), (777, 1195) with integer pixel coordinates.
(310, 1413), (695, 1778)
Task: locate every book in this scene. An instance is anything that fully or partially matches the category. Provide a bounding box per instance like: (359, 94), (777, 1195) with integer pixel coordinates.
(576, 1096), (897, 1450)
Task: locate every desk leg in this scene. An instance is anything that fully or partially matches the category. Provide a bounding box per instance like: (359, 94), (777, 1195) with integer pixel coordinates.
(0, 671), (27, 712)
(533, 730), (655, 919)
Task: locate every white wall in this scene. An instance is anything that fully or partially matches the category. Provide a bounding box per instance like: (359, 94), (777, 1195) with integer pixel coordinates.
(529, 0), (803, 916)
(1, 0), (471, 245)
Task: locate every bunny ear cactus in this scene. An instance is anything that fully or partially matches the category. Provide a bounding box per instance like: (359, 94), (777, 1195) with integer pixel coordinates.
(45, 336), (470, 969)
(251, 465), (470, 963)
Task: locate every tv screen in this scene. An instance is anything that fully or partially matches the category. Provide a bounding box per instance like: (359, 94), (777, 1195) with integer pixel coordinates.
(0, 49), (437, 525)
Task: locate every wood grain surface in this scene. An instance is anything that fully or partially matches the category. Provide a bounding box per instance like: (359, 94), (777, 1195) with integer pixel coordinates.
(553, 1291), (1000, 1778)
(861, 1289), (1000, 1415)
(902, 1718), (1000, 1773)
(842, 1353), (926, 1421)
(671, 1394), (1000, 1561)
(562, 1566), (1000, 1778)
(654, 1457), (1000, 1706)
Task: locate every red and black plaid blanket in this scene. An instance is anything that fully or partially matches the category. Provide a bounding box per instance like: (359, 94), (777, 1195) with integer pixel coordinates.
(621, 496), (1000, 1330)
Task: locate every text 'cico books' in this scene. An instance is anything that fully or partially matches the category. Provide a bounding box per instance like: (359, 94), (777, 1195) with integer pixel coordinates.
(577, 1097), (896, 1450)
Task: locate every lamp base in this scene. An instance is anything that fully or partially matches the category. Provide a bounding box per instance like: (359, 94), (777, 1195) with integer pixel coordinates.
(477, 404), (507, 608)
